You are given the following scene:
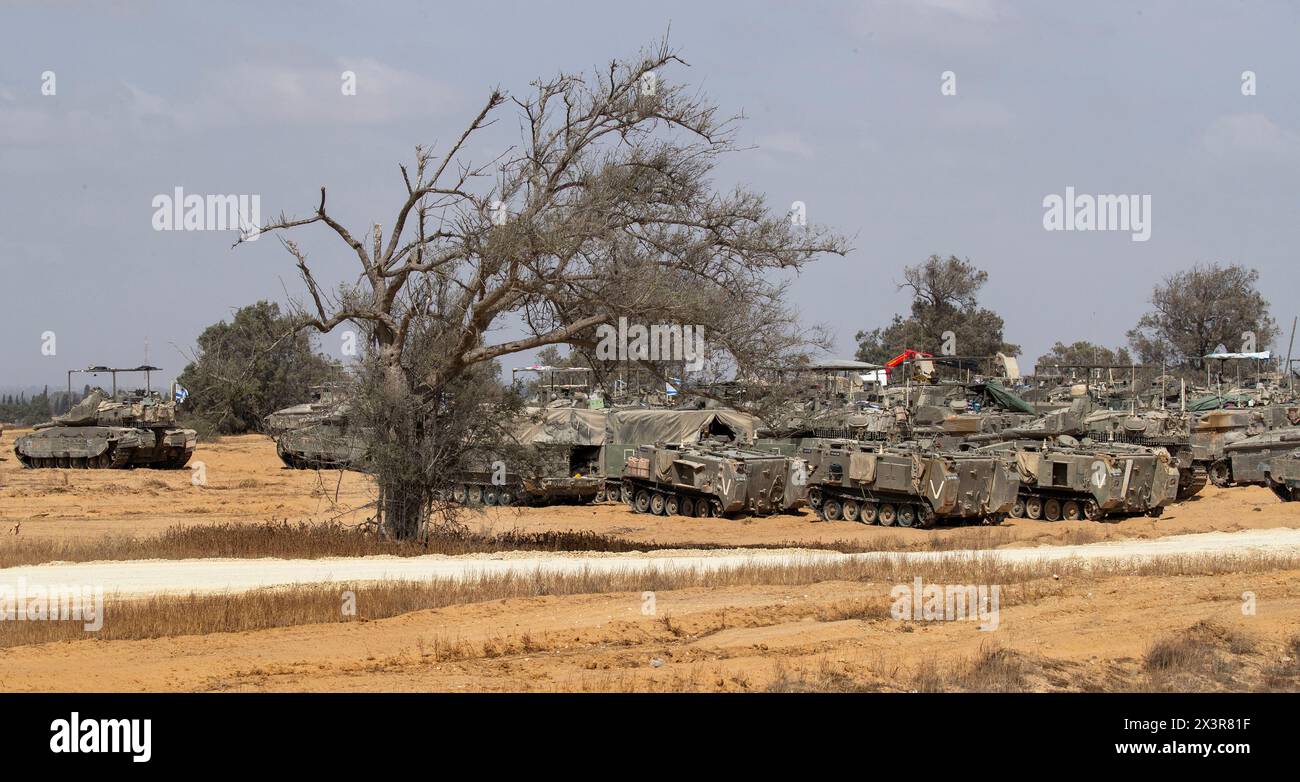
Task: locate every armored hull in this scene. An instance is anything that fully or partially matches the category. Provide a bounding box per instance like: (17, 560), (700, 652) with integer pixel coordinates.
(15, 425), (195, 469)
(267, 388), (366, 470)
(275, 422), (367, 470)
(802, 438), (1020, 528)
(1261, 449), (1300, 502)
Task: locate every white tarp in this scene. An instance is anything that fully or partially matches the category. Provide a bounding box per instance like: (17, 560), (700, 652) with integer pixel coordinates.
(1203, 351), (1271, 360)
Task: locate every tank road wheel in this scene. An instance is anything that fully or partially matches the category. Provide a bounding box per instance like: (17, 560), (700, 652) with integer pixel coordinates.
(822, 499), (842, 521)
(860, 503), (878, 525)
(468, 485), (484, 505)
(917, 506), (937, 529)
(1062, 501), (1082, 521)
(634, 489), (652, 514)
(452, 485), (468, 504)
(497, 487), (515, 507)
(650, 493), (667, 516)
(482, 486), (499, 506)
(1083, 500), (1103, 521)
(623, 484), (635, 507)
(897, 504), (916, 528)
(1010, 497), (1026, 518)
(695, 499), (712, 518)
(878, 504), (897, 527)
(1208, 460), (1231, 488)
(1043, 499), (1062, 522)
(680, 497), (695, 517)
(841, 500), (860, 523)
(1025, 496), (1043, 520)
(595, 485), (607, 503)
(710, 499), (724, 518)
(665, 494), (681, 517)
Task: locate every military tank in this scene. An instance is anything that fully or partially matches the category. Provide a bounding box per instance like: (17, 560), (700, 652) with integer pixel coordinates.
(1218, 427), (1300, 488)
(1084, 403), (1298, 497)
(621, 441), (807, 518)
(1190, 407), (1294, 487)
(801, 438), (1020, 528)
(982, 439), (1180, 521)
(14, 387), (196, 469)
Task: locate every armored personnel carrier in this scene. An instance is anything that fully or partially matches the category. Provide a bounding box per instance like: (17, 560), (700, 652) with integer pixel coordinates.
(452, 442), (602, 506)
(1218, 428), (1300, 489)
(801, 438), (1020, 528)
(982, 439), (1179, 521)
(268, 390), (366, 470)
(452, 406), (606, 506)
(14, 387), (197, 469)
(621, 441), (806, 518)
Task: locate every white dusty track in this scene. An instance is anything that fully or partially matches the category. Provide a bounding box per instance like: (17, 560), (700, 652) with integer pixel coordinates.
(4, 527), (1300, 597)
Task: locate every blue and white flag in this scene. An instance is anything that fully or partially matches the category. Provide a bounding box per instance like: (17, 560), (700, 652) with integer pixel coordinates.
(174, 384), (189, 403)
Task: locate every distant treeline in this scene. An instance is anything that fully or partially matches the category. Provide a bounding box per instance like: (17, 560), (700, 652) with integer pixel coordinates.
(0, 386), (88, 426)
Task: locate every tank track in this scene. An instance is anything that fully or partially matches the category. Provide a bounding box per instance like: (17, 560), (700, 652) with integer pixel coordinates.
(622, 479), (727, 518)
(1176, 465), (1208, 500)
(807, 488), (940, 528)
(15, 446), (190, 470)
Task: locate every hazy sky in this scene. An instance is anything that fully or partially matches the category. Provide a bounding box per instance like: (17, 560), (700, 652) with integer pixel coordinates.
(3, 0), (1299, 390)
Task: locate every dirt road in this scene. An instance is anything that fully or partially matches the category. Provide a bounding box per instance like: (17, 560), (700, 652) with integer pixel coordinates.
(6, 527), (1300, 596)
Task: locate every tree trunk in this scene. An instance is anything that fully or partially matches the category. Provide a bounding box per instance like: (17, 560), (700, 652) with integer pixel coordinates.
(380, 474), (426, 540)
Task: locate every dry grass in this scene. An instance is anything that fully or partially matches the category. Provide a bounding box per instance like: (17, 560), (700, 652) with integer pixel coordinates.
(761, 626), (1300, 694)
(1138, 620), (1291, 692)
(0, 518), (1075, 569)
(3, 551), (1299, 650)
(0, 521), (700, 568)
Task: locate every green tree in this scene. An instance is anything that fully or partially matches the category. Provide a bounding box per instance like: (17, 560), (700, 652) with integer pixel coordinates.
(854, 255), (1019, 364)
(1036, 341), (1133, 370)
(1126, 263), (1277, 370)
(178, 301), (340, 434)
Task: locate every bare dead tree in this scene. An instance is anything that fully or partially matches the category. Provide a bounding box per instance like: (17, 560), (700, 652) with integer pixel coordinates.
(239, 38), (848, 538)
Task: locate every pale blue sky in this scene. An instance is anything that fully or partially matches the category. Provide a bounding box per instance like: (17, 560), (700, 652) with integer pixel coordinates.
(3, 0), (1298, 388)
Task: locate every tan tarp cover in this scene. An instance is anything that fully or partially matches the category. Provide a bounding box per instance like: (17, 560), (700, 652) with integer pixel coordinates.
(512, 407), (608, 446)
(605, 409), (758, 446)
(849, 451), (876, 482)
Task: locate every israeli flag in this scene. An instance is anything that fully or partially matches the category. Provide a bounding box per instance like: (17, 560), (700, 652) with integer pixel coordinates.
(174, 384), (189, 403)
(666, 378), (680, 397)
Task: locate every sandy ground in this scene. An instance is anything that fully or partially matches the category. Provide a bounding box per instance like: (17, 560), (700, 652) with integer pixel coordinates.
(6, 528), (1300, 597)
(3, 430), (1299, 550)
(1, 569), (1296, 692)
